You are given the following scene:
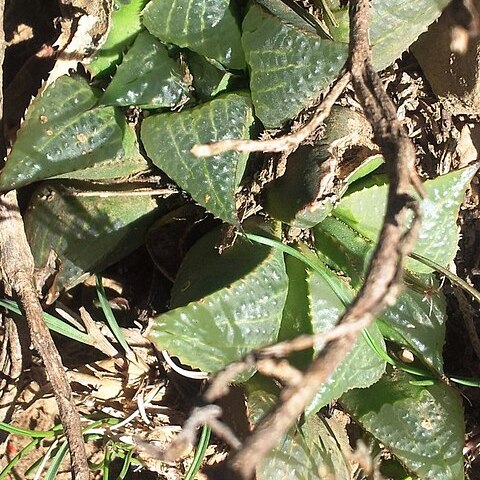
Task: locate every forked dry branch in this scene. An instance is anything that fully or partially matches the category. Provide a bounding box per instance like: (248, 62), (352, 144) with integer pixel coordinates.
(191, 1), (426, 478)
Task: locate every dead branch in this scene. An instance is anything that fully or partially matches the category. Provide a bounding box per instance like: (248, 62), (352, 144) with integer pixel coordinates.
(203, 316), (371, 404)
(0, 316), (23, 426)
(0, 5), (89, 476)
(0, 193), (90, 480)
(207, 1), (423, 478)
(191, 70), (351, 157)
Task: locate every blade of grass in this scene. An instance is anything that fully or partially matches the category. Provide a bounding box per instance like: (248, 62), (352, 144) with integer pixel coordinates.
(184, 425), (211, 480)
(450, 376), (480, 387)
(95, 275), (133, 356)
(116, 446), (134, 480)
(0, 439), (39, 480)
(409, 252), (480, 304)
(44, 441), (69, 480)
(103, 442), (113, 480)
(0, 298), (94, 345)
(0, 422), (61, 438)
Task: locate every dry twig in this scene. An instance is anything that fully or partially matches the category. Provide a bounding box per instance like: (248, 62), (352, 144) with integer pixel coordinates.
(191, 71), (351, 157)
(204, 1), (423, 478)
(0, 194), (90, 480)
(0, 4), (89, 478)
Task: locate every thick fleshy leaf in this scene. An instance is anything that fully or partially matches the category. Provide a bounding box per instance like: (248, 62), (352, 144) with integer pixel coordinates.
(320, 0), (450, 69)
(243, 0), (450, 128)
(141, 92), (253, 224)
(306, 260), (385, 413)
(188, 51), (233, 101)
(142, 0), (245, 69)
(24, 182), (178, 298)
(280, 246), (385, 414)
(246, 376), (353, 480)
(277, 255), (314, 369)
(342, 369), (464, 479)
(379, 277), (447, 374)
(313, 216), (373, 288)
(146, 218), (288, 374)
(89, 0), (150, 78)
(52, 124), (149, 181)
(242, 3), (346, 128)
(0, 76), (133, 191)
(314, 216), (448, 373)
(333, 164), (479, 273)
(101, 31), (189, 108)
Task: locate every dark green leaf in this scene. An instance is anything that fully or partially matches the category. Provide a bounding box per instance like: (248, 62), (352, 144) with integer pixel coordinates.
(242, 3), (346, 128)
(101, 31), (189, 108)
(52, 124), (149, 181)
(88, 0), (150, 78)
(142, 0), (245, 69)
(141, 91), (253, 225)
(313, 216), (373, 287)
(278, 255), (314, 369)
(24, 182), (178, 297)
(342, 369), (464, 480)
(333, 164), (479, 273)
(145, 217), (288, 374)
(0, 76), (137, 190)
(305, 260), (385, 413)
(243, 0), (450, 128)
(379, 276), (447, 374)
(279, 243), (385, 413)
(314, 217), (448, 373)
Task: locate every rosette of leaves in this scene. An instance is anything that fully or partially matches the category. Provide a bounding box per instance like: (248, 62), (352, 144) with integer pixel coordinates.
(146, 163), (474, 478)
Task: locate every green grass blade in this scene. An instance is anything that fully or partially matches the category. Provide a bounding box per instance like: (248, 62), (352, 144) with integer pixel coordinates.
(0, 298), (94, 346)
(0, 439), (38, 480)
(409, 252), (480, 304)
(96, 275), (132, 355)
(44, 441), (69, 480)
(245, 233), (351, 305)
(116, 446), (134, 480)
(0, 422), (59, 438)
(450, 376), (480, 387)
(103, 443), (113, 480)
(184, 425), (211, 480)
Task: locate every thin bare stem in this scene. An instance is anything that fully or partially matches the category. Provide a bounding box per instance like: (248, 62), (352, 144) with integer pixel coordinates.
(191, 71), (351, 157)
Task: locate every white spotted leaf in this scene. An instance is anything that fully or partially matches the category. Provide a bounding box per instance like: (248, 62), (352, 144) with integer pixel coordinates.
(141, 91), (253, 225)
(146, 217), (288, 374)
